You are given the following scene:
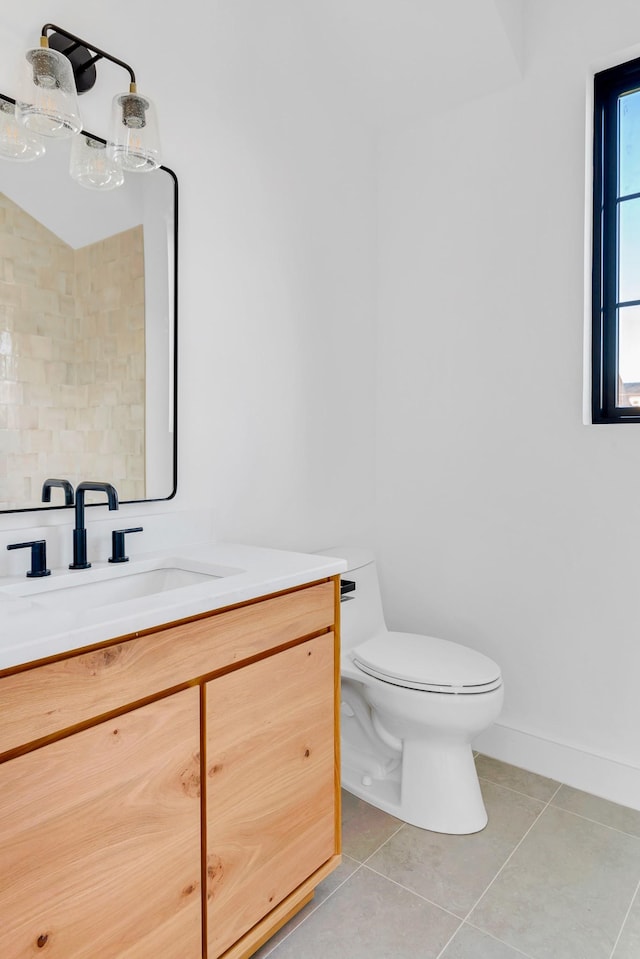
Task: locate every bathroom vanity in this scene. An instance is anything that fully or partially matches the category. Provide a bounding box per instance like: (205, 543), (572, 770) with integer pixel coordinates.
(0, 544), (345, 959)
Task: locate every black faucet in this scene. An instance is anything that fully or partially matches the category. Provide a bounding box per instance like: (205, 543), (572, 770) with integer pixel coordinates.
(70, 482), (119, 570)
(41, 478), (75, 506)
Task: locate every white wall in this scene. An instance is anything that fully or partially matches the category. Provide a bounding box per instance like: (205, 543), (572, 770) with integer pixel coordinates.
(375, 0), (640, 807)
(186, 2), (377, 550)
(0, 0), (378, 556)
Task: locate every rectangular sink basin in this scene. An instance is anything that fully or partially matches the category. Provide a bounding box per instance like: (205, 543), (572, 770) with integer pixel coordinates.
(1, 558), (241, 613)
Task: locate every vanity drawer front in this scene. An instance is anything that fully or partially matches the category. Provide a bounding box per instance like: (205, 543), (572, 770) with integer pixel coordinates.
(0, 580), (336, 757)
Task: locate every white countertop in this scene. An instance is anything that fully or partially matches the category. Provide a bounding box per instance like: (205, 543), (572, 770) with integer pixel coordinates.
(0, 543), (347, 672)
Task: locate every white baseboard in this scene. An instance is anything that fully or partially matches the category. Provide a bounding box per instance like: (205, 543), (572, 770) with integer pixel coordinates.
(473, 722), (640, 812)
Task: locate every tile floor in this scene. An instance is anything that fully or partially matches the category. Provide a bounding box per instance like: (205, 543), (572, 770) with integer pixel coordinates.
(253, 755), (640, 959)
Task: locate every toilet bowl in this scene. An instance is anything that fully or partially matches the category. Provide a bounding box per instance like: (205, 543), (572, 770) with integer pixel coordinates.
(328, 546), (503, 835)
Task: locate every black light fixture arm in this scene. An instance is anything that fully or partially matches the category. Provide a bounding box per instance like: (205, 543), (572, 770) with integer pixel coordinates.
(40, 23), (136, 90)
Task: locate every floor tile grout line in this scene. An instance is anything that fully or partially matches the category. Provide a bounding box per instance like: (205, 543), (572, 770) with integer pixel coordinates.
(478, 775), (560, 805)
(433, 918), (540, 959)
(608, 875), (640, 959)
(432, 922), (465, 959)
(548, 804), (640, 842)
(359, 821), (407, 866)
(479, 772), (640, 840)
(361, 860), (465, 922)
(464, 920), (540, 959)
(461, 781), (563, 924)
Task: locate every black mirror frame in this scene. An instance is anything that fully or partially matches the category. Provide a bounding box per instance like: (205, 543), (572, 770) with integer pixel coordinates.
(0, 103), (178, 514)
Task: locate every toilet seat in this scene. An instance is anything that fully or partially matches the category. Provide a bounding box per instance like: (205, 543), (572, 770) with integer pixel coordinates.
(352, 631), (502, 694)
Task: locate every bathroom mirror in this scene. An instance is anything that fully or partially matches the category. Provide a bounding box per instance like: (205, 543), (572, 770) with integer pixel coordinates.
(0, 115), (177, 512)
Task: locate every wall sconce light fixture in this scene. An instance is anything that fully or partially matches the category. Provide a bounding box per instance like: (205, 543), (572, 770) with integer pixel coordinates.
(11, 23), (161, 181)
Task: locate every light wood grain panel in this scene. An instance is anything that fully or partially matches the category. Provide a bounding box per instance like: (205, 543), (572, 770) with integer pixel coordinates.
(0, 581), (335, 756)
(206, 634), (337, 959)
(0, 687), (202, 959)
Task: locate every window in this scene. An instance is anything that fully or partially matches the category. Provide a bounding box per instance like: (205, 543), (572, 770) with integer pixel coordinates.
(592, 56), (640, 422)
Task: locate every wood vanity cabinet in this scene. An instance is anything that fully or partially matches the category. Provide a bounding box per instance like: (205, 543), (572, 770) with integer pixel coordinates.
(0, 578), (341, 959)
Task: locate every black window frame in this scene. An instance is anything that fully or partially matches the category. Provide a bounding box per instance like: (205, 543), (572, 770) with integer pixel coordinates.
(592, 55), (640, 423)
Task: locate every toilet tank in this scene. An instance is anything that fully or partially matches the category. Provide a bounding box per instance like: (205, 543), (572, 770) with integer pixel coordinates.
(317, 546), (387, 652)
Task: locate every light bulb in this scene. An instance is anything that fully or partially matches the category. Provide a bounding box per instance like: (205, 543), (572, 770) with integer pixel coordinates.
(70, 134), (124, 190)
(0, 96), (45, 161)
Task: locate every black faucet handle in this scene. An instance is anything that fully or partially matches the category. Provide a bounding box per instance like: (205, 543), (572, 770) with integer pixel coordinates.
(7, 540), (51, 578)
(109, 527), (143, 564)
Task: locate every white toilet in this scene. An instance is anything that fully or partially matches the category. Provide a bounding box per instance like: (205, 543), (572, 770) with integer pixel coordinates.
(330, 546), (503, 835)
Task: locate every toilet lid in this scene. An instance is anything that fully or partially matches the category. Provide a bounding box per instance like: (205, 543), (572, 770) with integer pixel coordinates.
(352, 632), (502, 694)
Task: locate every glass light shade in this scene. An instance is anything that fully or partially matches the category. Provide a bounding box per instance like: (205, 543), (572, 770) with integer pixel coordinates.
(15, 45), (82, 139)
(106, 91), (161, 172)
(69, 134), (124, 190)
(0, 96), (46, 161)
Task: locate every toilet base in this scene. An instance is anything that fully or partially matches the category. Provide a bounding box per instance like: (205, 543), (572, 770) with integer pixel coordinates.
(341, 738), (488, 835)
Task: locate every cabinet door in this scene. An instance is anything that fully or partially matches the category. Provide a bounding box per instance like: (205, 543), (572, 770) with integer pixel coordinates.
(206, 633), (336, 958)
(0, 687), (202, 959)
